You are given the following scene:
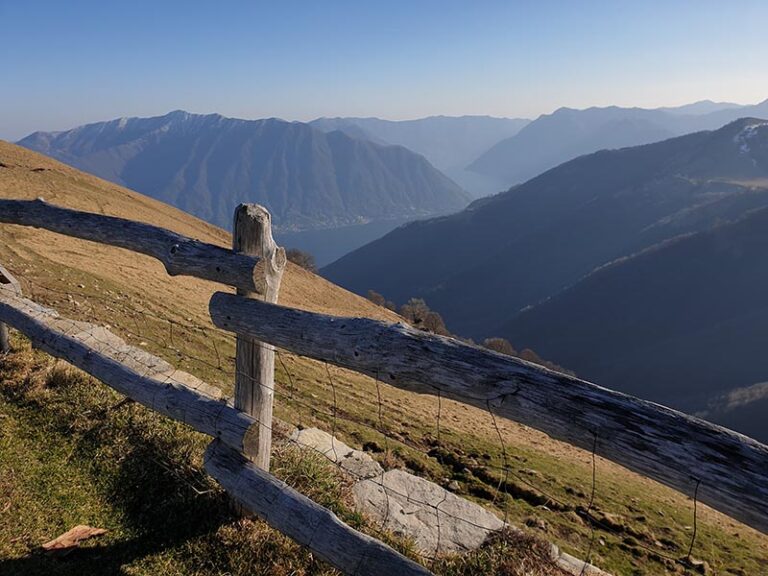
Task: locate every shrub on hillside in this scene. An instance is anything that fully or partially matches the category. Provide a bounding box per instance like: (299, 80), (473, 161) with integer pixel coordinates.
(399, 297), (451, 336)
(365, 289), (398, 311)
(482, 337), (518, 356)
(366, 290), (386, 306)
(286, 248), (317, 272)
(483, 338), (575, 376)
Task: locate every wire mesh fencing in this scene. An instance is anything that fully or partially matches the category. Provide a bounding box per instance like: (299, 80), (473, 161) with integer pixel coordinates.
(4, 272), (713, 574)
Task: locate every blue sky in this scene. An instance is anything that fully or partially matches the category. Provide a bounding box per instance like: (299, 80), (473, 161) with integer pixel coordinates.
(1, 0), (767, 140)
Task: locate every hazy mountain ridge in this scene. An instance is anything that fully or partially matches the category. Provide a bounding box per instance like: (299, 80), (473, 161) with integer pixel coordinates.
(323, 118), (768, 337)
(18, 111), (471, 232)
(310, 115), (530, 196)
(469, 99), (768, 185)
(309, 115), (530, 171)
(500, 204), (768, 441)
(655, 99), (744, 115)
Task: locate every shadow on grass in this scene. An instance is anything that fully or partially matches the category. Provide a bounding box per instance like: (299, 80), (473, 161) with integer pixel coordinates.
(1, 427), (235, 575)
(1, 538), (192, 576)
(0, 360), (237, 575)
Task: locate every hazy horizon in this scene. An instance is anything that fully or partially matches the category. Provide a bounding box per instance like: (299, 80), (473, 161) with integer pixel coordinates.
(6, 97), (768, 142)
(3, 0), (768, 141)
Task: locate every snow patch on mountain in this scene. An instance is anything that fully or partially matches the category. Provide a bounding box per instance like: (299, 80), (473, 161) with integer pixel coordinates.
(734, 121), (768, 154)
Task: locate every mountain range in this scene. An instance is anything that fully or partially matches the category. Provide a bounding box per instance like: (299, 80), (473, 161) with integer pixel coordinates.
(469, 99), (768, 185)
(18, 111), (471, 233)
(322, 118), (768, 439)
(19, 102), (768, 268)
(309, 115), (529, 196)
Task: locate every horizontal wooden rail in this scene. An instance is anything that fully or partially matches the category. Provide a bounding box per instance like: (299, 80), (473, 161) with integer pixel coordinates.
(0, 199), (271, 294)
(0, 264), (21, 353)
(205, 440), (431, 576)
(0, 286), (258, 452)
(209, 292), (768, 535)
(0, 286), (428, 575)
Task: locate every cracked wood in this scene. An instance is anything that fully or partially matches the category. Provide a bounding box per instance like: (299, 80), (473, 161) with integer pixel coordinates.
(0, 198), (266, 293)
(0, 286), (260, 453)
(209, 292), (768, 535)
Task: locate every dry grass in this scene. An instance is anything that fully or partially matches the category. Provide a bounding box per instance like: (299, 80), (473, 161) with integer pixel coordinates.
(2, 141), (767, 574)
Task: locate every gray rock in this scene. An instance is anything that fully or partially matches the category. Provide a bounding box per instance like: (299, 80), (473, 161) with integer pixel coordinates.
(292, 428), (613, 574)
(290, 427), (383, 479)
(353, 469), (504, 553)
(549, 544), (613, 576)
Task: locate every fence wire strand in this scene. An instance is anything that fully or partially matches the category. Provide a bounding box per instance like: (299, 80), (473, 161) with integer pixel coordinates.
(1, 273), (716, 571)
(687, 477), (702, 561)
(580, 431), (599, 576)
(374, 369), (393, 535)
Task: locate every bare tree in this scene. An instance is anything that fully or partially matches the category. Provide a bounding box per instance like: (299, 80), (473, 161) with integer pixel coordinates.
(286, 248), (317, 273)
(482, 337), (517, 356)
(366, 289), (386, 307)
(400, 298), (451, 336)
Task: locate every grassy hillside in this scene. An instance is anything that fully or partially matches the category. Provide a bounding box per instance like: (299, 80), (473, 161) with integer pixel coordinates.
(1, 141), (767, 575)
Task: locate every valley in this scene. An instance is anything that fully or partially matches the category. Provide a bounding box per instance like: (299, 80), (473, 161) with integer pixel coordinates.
(323, 118), (768, 441)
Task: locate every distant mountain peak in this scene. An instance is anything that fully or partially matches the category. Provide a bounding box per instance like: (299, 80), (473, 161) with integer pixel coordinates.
(165, 109), (192, 118)
(722, 116), (768, 129)
(18, 113), (470, 233)
(468, 100), (768, 185)
(710, 116), (768, 141)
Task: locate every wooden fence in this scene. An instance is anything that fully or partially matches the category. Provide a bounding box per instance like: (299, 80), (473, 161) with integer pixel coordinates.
(1, 198), (767, 573)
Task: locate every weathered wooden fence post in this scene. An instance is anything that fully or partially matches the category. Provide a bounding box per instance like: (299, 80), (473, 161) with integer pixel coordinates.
(0, 265), (21, 353)
(232, 204), (286, 471)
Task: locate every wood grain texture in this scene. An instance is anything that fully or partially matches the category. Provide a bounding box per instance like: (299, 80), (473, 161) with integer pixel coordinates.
(0, 319), (9, 353)
(0, 286), (262, 452)
(232, 204), (286, 471)
(204, 439), (432, 576)
(209, 292), (768, 534)
(0, 198), (265, 293)
(0, 264), (21, 352)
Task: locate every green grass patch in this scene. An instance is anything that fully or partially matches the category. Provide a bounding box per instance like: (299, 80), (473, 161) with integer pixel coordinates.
(2, 252), (767, 574)
(1, 338), (585, 575)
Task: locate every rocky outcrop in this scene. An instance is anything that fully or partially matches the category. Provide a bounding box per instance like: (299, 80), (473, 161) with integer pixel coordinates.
(353, 469), (504, 553)
(291, 426), (612, 575)
(290, 427), (383, 479)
